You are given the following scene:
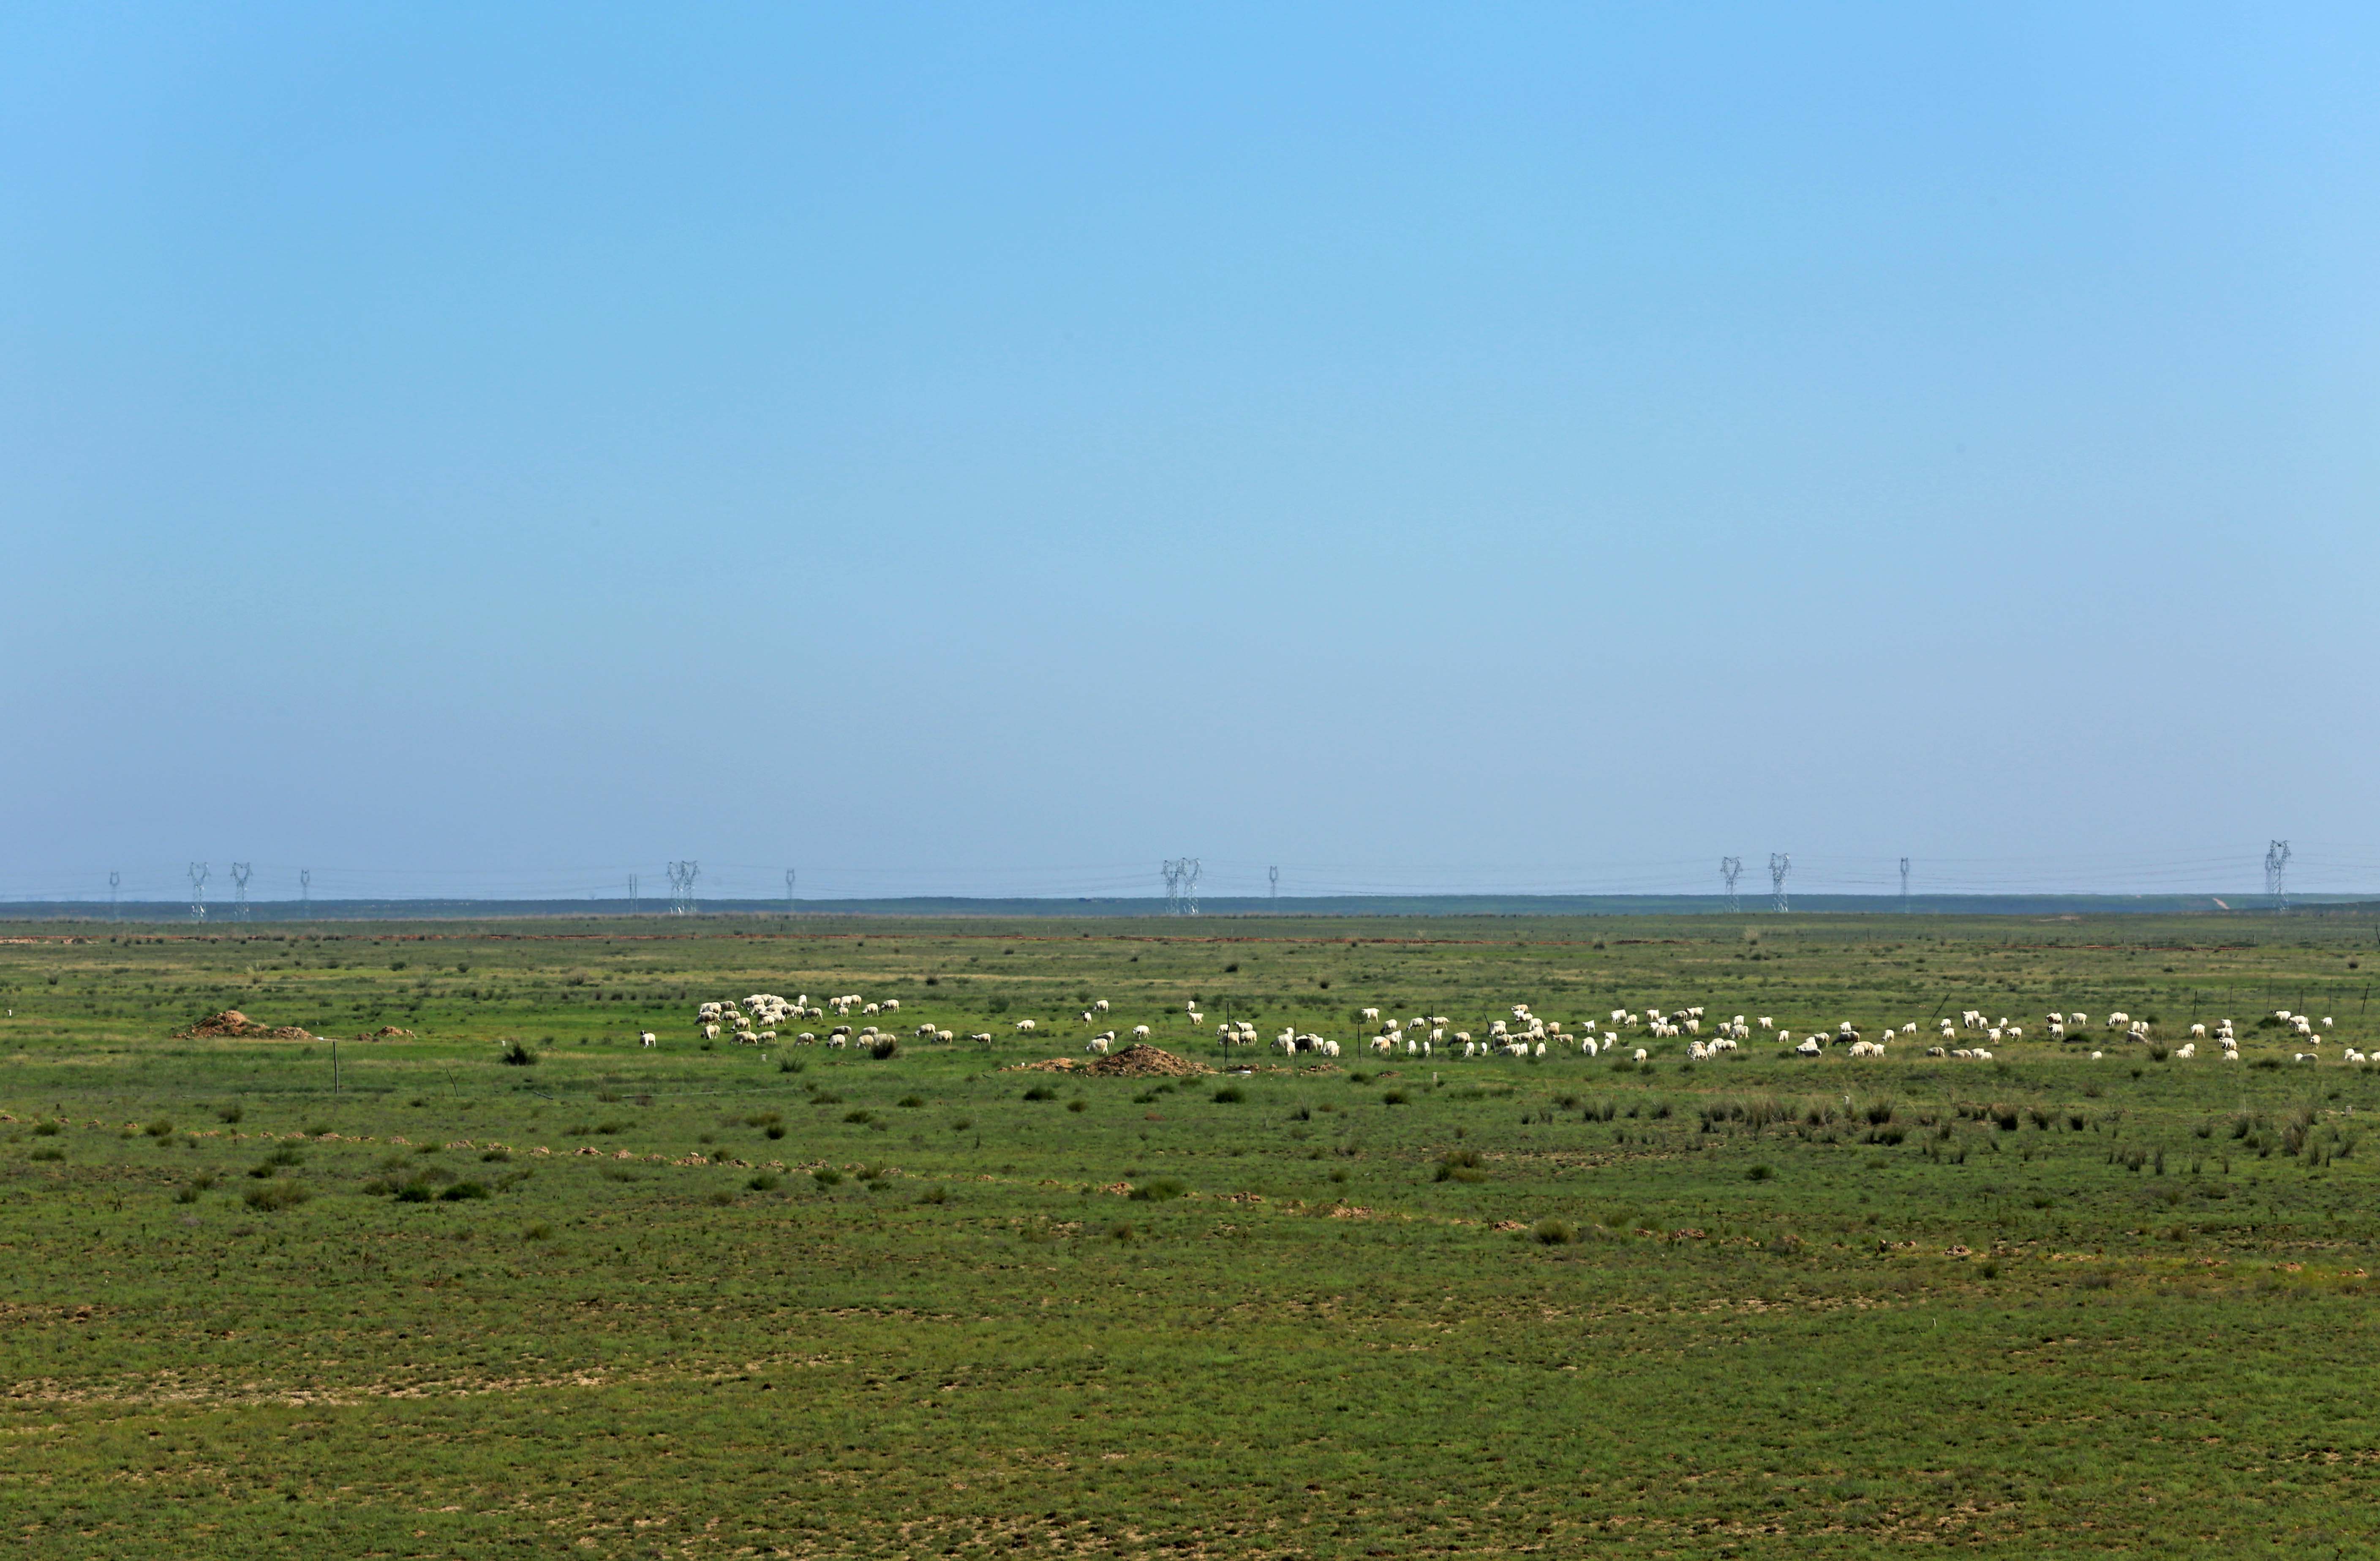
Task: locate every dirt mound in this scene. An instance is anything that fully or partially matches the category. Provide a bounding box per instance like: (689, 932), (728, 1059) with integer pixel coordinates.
(174, 1010), (313, 1041)
(1086, 1044), (1209, 1078)
(1009, 1044), (1210, 1079)
(367, 1026), (414, 1039)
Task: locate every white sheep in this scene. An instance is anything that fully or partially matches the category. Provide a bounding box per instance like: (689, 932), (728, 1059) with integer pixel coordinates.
(639, 1030), (657, 1048)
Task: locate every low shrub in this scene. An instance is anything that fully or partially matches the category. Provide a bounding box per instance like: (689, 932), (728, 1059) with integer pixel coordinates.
(499, 1041), (537, 1067)
(243, 1181), (310, 1212)
(1212, 1085), (1246, 1103)
(1129, 1177), (1187, 1202)
(1435, 1149), (1487, 1184)
(813, 1167), (844, 1188)
(440, 1180), (490, 1201)
(747, 1171), (780, 1191)
(1533, 1218), (1577, 1245)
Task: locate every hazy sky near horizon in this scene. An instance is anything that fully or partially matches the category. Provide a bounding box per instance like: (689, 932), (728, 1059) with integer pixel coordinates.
(6, 4), (2378, 902)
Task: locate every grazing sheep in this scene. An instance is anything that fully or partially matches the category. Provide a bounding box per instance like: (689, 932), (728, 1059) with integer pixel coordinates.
(701, 1023), (720, 1041)
(1093, 999), (1111, 1013)
(1014, 1019), (1038, 1031)
(639, 1031), (657, 1048)
(1795, 1038), (1822, 1056)
(1632, 1048), (1648, 1062)
(1131, 1024), (1151, 1041)
(2175, 1043), (2195, 1058)
(1087, 1035), (1111, 1055)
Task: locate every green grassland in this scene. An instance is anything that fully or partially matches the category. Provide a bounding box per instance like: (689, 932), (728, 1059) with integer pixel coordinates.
(3, 912), (2378, 1558)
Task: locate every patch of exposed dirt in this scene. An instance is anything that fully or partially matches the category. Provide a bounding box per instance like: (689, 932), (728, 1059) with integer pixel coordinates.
(172, 1010), (313, 1041)
(1008, 1043), (1212, 1078)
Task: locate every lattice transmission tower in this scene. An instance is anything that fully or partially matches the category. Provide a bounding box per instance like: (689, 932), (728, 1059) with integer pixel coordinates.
(108, 871), (120, 922)
(667, 861), (700, 916)
(1161, 858), (1201, 915)
(300, 869), (310, 917)
(627, 873), (639, 915)
(1899, 857), (1911, 914)
(786, 868), (797, 916)
(230, 863), (252, 922)
(187, 863), (208, 922)
(1269, 865), (1280, 902)
(1720, 857), (1742, 913)
(2266, 840), (2291, 912)
(1768, 853), (1790, 913)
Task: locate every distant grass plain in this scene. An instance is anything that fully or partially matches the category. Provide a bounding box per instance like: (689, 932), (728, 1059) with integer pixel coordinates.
(4, 911), (2377, 1557)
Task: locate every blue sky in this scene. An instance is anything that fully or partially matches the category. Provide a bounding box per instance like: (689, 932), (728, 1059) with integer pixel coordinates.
(5, 4), (2377, 901)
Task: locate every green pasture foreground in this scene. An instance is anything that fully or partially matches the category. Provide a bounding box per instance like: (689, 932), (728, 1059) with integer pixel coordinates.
(2, 914), (2377, 1558)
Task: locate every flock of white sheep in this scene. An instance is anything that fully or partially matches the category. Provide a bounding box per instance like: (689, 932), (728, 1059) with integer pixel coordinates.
(650, 991), (2358, 1068)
